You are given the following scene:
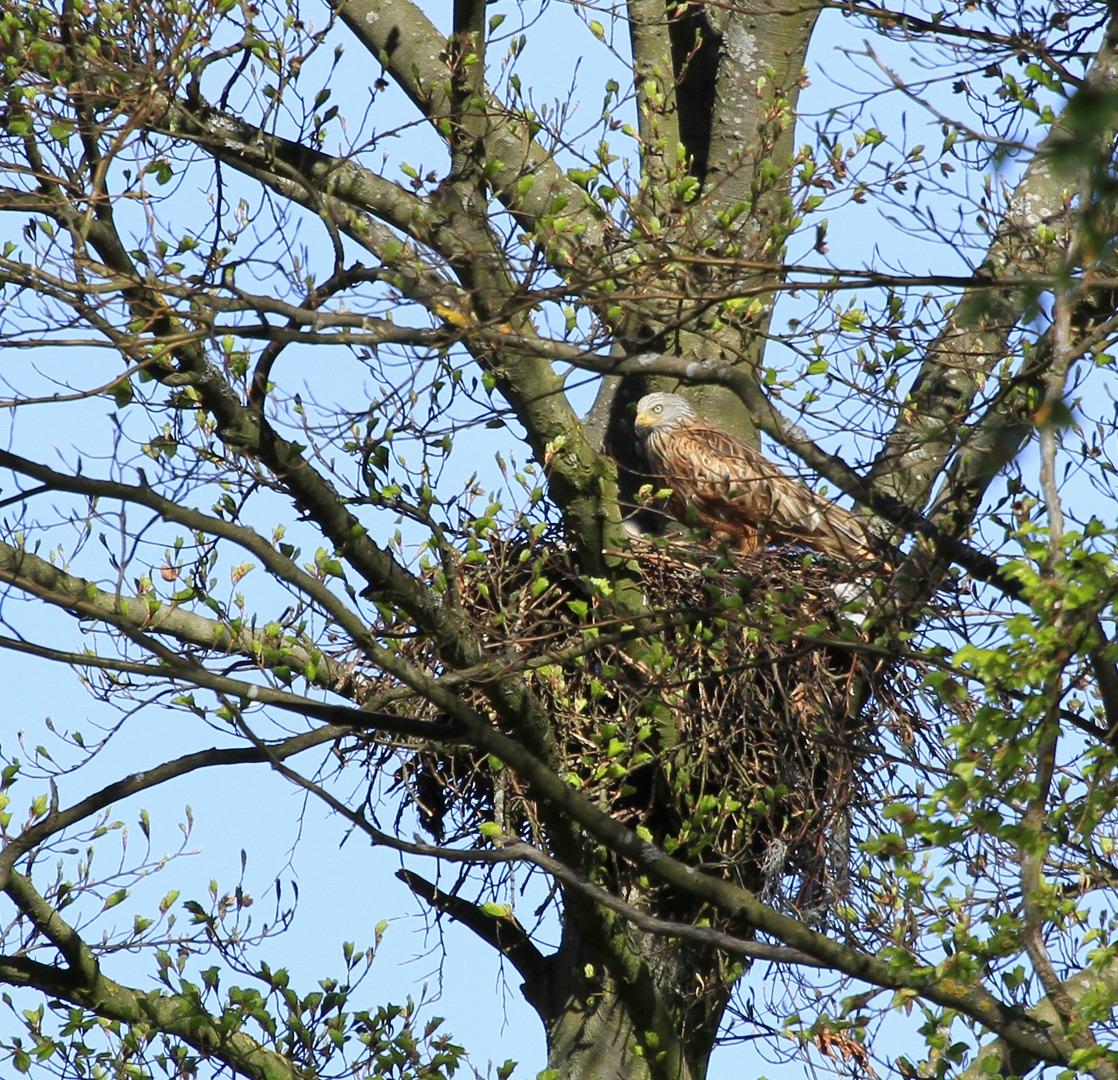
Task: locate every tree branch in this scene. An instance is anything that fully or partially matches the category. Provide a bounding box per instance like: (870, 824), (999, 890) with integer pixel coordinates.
(0, 538), (359, 693)
(329, 0), (606, 255)
(499, 839), (826, 970)
(0, 728), (344, 870)
(871, 11), (1118, 511)
(0, 950), (314, 1080)
(397, 868), (550, 991)
(958, 960), (1118, 1080)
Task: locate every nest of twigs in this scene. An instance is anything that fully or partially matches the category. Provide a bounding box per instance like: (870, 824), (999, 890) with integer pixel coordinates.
(365, 527), (919, 918)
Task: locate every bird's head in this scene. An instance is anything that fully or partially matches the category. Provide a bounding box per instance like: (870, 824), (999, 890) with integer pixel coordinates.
(633, 392), (697, 440)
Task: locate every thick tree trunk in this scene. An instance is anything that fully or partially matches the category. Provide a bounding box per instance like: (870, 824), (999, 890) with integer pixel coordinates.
(592, 1), (820, 484)
(525, 913), (729, 1080)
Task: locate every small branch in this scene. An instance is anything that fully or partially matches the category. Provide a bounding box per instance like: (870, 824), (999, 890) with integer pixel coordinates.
(823, 0), (1083, 72)
(0, 728), (343, 870)
(0, 538), (355, 693)
(1039, 292), (1073, 563)
(87, 621), (459, 743)
(499, 839), (826, 969)
(1019, 722), (1066, 1000)
(4, 868), (100, 982)
(247, 263), (389, 409)
(0, 449), (399, 664)
(0, 948), (314, 1080)
(169, 96), (432, 242)
(229, 712), (514, 867)
(958, 959), (1118, 1080)
(396, 868), (549, 990)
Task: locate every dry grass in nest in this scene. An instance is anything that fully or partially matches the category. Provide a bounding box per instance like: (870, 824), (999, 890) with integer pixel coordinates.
(365, 527), (922, 919)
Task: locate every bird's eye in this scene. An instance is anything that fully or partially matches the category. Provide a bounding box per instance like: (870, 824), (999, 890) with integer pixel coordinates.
(653, 405), (662, 414)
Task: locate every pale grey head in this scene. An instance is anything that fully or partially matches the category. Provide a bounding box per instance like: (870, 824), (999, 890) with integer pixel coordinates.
(633, 392), (698, 441)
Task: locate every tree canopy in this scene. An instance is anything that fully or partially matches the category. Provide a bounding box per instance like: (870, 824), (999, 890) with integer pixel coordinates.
(3, 0), (1118, 1077)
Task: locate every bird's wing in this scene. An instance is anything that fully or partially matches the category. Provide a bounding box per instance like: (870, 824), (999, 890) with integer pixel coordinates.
(672, 420), (877, 561)
(672, 420), (791, 508)
(647, 421), (778, 542)
(764, 477), (876, 560)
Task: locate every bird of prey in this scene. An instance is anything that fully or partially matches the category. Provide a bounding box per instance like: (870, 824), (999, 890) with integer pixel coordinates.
(632, 392), (879, 562)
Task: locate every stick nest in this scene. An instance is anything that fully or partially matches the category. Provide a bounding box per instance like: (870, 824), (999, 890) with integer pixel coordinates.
(365, 527), (922, 920)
